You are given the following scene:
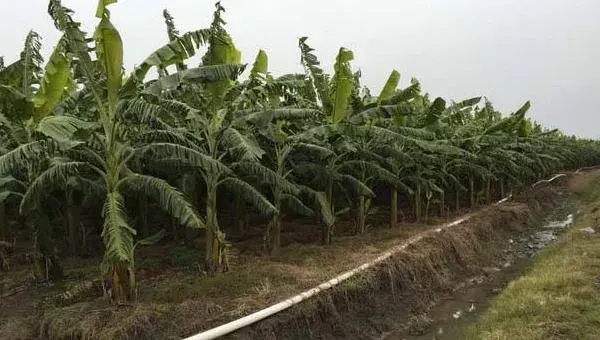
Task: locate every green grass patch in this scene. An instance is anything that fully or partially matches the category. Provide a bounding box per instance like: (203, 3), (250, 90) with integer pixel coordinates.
(464, 177), (600, 340)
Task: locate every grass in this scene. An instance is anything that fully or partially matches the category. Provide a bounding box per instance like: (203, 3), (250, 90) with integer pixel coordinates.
(464, 176), (600, 340)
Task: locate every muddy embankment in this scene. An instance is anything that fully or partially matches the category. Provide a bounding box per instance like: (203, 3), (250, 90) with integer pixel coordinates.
(224, 178), (574, 340)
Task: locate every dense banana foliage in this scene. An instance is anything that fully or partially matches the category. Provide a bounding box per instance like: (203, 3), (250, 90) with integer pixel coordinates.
(0, 0), (598, 302)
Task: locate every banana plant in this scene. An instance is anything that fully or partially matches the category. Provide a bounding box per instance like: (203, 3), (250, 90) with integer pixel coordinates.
(138, 105), (279, 273)
(230, 50), (321, 255)
(0, 27), (91, 280)
(136, 9), (288, 271)
(350, 71), (424, 226)
(41, 0), (211, 302)
(251, 120), (317, 255)
(343, 136), (410, 233)
(296, 39), (365, 243)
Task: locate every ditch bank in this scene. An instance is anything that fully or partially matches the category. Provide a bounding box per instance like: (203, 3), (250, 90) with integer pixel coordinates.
(384, 195), (577, 340)
(220, 178), (576, 340)
(462, 173), (600, 339)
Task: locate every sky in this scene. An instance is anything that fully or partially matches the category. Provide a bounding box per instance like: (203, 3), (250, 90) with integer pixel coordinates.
(1, 0), (599, 138)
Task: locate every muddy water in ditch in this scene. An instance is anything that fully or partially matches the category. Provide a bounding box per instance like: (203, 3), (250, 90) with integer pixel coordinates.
(384, 201), (578, 340)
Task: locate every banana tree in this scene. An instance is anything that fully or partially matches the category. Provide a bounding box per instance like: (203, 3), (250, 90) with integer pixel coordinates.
(230, 51), (321, 254)
(296, 39), (361, 243)
(135, 10), (285, 270)
(347, 71), (426, 226)
(0, 28), (86, 280)
(139, 103), (284, 272)
(342, 137), (409, 233)
(41, 0), (212, 302)
(247, 120), (319, 255)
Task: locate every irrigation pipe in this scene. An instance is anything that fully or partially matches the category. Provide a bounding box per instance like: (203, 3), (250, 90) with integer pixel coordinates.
(575, 165), (600, 174)
(183, 174), (565, 340)
(531, 173), (567, 188)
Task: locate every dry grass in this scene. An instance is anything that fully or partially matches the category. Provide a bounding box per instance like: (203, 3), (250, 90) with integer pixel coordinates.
(464, 175), (600, 340)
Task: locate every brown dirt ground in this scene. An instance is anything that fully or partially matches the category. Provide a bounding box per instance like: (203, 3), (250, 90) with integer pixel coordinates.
(0, 172), (596, 340)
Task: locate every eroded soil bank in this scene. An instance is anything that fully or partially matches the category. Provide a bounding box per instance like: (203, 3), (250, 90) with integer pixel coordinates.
(225, 173), (591, 340)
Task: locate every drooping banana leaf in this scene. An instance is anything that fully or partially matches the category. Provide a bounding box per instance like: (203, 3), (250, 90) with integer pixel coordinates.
(298, 37), (331, 112)
(131, 29), (214, 83)
(32, 37), (74, 122)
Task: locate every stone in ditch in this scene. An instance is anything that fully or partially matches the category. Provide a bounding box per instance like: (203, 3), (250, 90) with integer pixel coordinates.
(482, 267), (501, 276)
(534, 231), (555, 243)
(581, 227), (596, 234)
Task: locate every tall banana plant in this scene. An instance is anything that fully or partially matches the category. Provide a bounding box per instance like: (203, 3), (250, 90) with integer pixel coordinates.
(234, 50), (321, 255)
(135, 7), (285, 271)
(42, 0), (208, 302)
(138, 104), (279, 273)
(296, 39), (363, 243)
(351, 70), (423, 226)
(248, 118), (316, 255)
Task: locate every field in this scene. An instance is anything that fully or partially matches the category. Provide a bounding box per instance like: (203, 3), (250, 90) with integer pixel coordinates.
(0, 173), (591, 339)
(1, 1), (600, 340)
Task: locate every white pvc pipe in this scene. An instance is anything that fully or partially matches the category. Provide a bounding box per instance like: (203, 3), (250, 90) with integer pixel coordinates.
(184, 231), (432, 340)
(183, 175), (560, 340)
(184, 221), (462, 340)
(531, 174), (566, 188)
(575, 165), (600, 174)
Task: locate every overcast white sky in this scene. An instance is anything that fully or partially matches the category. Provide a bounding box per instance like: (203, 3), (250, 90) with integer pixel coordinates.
(2, 1), (599, 138)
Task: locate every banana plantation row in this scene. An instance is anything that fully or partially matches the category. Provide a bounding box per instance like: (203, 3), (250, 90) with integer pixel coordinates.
(1, 0), (598, 302)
